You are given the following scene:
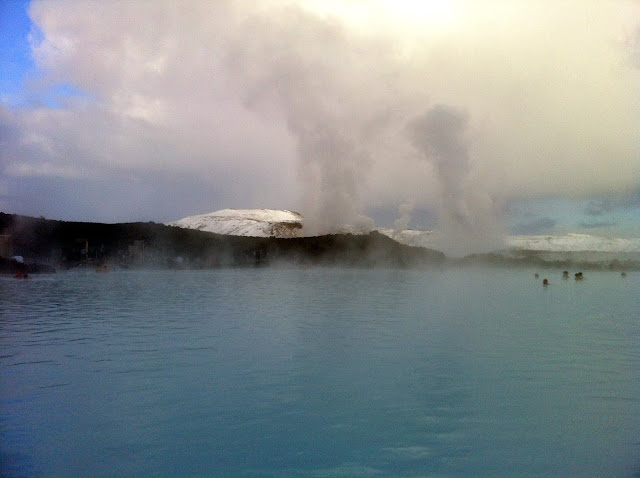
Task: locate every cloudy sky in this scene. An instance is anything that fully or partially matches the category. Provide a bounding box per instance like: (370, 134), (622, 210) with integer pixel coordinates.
(1, 0), (639, 240)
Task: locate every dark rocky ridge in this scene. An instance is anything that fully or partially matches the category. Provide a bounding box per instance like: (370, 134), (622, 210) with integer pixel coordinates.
(0, 213), (445, 272)
(3, 213), (637, 273)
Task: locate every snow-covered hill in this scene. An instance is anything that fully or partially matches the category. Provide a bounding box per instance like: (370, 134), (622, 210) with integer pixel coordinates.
(167, 209), (303, 238)
(505, 233), (640, 253)
(378, 229), (640, 253)
(169, 209), (640, 254)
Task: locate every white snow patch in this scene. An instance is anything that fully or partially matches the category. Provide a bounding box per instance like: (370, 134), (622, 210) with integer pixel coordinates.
(167, 209), (302, 238)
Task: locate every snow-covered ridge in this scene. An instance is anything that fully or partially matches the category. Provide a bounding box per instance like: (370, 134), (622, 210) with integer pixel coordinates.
(505, 233), (640, 253)
(378, 229), (640, 253)
(167, 209), (302, 238)
(168, 209), (640, 253)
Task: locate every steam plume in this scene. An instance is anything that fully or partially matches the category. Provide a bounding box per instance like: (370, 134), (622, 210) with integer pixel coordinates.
(393, 200), (415, 237)
(225, 5), (382, 235)
(411, 105), (503, 255)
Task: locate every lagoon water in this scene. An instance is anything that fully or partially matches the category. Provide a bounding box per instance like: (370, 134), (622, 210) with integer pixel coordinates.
(1, 267), (639, 477)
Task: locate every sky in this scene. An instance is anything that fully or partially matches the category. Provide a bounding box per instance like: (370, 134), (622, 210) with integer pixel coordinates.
(1, 0), (639, 246)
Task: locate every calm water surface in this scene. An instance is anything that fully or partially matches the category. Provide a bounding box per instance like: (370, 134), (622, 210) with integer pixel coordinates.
(1, 267), (639, 477)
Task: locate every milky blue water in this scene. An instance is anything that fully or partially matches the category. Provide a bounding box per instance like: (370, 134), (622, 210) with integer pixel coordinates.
(1, 267), (639, 477)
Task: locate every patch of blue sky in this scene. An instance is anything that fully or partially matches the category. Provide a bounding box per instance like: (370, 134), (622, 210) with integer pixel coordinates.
(0, 0), (34, 104)
(0, 0), (92, 108)
(36, 83), (95, 108)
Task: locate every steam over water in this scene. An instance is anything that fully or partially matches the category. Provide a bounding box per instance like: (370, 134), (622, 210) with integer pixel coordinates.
(1, 268), (639, 477)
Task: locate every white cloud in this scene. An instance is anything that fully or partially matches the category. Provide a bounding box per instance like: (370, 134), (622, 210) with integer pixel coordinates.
(0, 0), (637, 235)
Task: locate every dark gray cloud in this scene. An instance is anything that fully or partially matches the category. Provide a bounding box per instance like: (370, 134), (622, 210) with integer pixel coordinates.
(579, 221), (617, 229)
(511, 218), (557, 235)
(2, 153), (294, 223)
(585, 192), (640, 217)
(585, 200), (615, 217)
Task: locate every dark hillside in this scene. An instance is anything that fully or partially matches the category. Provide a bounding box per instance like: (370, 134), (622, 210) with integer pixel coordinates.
(0, 213), (444, 270)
